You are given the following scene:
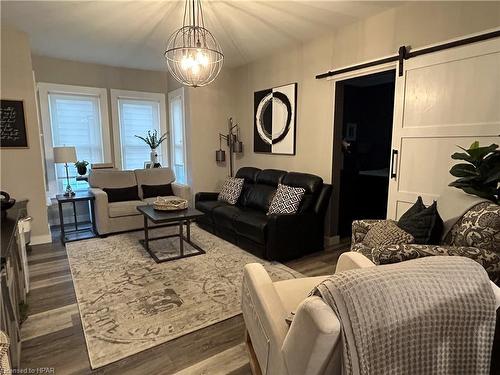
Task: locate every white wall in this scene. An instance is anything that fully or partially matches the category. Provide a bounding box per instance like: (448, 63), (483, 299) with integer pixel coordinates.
(1, 27), (51, 241)
(168, 70), (237, 194)
(233, 1), (500, 183)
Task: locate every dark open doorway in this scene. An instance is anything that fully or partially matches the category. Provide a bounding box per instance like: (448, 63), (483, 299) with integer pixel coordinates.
(331, 70), (396, 239)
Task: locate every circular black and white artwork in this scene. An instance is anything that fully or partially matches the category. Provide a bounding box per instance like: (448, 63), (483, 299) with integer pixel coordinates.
(254, 83), (296, 154)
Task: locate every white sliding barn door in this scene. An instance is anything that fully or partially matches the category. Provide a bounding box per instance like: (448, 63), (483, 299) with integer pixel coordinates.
(387, 36), (500, 218)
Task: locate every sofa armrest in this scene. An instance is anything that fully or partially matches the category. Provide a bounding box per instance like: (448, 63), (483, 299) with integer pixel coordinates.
(351, 219), (386, 245)
(195, 192), (219, 202)
(282, 296), (341, 375)
(89, 188), (110, 235)
(172, 182), (191, 201)
(242, 263), (289, 374)
(335, 251), (376, 273)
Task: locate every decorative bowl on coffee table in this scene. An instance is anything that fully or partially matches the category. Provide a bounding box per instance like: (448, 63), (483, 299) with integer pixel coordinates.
(153, 196), (188, 211)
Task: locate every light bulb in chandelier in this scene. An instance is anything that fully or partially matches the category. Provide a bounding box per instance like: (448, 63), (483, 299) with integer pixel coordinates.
(164, 0), (224, 87)
(191, 62), (200, 75)
(195, 49), (209, 67)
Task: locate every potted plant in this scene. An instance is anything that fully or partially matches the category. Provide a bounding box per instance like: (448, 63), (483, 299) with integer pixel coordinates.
(74, 160), (89, 176)
(449, 141), (500, 204)
(135, 130), (168, 167)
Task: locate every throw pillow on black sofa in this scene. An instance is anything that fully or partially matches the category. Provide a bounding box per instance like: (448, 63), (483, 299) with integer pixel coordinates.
(218, 177), (244, 205)
(267, 184), (305, 215)
(195, 167), (332, 261)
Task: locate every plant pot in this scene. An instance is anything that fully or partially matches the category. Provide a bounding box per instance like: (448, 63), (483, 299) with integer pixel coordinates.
(77, 165), (87, 176)
(150, 149), (159, 167)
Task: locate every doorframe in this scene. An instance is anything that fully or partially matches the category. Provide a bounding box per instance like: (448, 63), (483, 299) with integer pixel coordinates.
(329, 62), (397, 238)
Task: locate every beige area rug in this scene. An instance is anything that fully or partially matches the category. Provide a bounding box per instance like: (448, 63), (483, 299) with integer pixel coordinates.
(65, 224), (301, 369)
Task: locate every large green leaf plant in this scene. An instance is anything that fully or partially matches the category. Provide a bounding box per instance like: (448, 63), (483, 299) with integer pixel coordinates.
(449, 141), (500, 204)
(135, 130), (168, 150)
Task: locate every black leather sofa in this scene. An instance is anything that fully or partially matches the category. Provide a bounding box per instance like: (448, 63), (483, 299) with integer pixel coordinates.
(195, 167), (332, 261)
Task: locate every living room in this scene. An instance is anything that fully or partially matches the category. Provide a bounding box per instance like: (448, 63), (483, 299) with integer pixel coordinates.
(1, 1), (499, 374)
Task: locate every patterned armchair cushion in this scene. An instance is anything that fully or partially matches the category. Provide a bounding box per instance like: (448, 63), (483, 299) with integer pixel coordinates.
(445, 202), (500, 252)
(371, 244), (500, 275)
(351, 220), (384, 245)
(363, 220), (414, 248)
(350, 242), (374, 260)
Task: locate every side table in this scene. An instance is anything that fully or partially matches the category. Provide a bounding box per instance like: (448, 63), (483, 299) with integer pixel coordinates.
(56, 191), (97, 244)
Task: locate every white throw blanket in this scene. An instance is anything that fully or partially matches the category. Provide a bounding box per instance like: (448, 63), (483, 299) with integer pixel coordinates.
(312, 256), (496, 375)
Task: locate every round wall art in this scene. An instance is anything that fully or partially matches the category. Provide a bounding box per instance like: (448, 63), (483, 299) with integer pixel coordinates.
(253, 83), (297, 155)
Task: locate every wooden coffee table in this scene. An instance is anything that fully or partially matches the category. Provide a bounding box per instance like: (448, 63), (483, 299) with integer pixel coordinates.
(136, 205), (205, 263)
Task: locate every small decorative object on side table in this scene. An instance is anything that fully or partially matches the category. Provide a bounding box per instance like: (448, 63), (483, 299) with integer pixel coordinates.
(56, 191), (97, 244)
(74, 160), (89, 176)
(53, 146), (77, 196)
(135, 130), (168, 168)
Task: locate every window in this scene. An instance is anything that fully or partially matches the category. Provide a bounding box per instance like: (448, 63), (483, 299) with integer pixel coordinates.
(111, 90), (167, 171)
(38, 83), (111, 196)
(168, 88), (188, 184)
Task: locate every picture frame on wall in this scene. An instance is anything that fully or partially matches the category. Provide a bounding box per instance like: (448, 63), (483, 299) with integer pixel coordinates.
(254, 83), (297, 155)
(0, 99), (29, 148)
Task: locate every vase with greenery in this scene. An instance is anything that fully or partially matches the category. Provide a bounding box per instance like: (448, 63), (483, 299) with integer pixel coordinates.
(449, 141), (500, 204)
(135, 130), (168, 167)
(74, 160), (89, 176)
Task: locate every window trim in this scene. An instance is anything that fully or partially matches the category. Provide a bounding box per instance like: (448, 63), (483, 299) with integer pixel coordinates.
(110, 89), (168, 170)
(168, 87), (189, 185)
(38, 82), (111, 196)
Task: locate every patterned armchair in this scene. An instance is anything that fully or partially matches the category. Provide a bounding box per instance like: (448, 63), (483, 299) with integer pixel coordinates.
(351, 201), (500, 283)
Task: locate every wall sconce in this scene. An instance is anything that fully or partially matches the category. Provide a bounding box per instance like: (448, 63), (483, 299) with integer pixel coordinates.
(216, 117), (243, 176)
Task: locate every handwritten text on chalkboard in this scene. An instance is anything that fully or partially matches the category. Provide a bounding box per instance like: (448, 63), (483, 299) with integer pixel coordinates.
(0, 100), (28, 148)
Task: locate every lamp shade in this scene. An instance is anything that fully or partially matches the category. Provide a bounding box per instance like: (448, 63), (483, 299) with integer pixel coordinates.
(233, 141), (243, 153)
(53, 146), (77, 163)
(216, 149), (226, 162)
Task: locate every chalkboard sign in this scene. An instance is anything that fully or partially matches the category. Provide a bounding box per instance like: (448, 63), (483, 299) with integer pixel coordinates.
(0, 100), (28, 148)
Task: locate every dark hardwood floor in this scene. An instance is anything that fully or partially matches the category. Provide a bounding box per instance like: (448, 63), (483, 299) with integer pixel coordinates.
(20, 229), (349, 374)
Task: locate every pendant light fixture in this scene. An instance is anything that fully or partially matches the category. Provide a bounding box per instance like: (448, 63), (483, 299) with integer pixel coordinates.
(164, 0), (224, 88)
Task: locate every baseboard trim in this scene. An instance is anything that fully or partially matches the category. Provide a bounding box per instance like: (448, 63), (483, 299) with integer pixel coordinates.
(324, 235), (340, 247)
(30, 224), (52, 245)
(31, 234), (52, 245)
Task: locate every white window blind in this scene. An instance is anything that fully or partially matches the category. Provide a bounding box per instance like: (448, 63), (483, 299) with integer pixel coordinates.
(118, 99), (162, 170)
(169, 92), (187, 184)
(48, 93), (104, 192)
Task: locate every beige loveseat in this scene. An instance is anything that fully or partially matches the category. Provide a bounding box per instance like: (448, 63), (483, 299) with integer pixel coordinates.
(242, 251), (500, 375)
(88, 168), (190, 235)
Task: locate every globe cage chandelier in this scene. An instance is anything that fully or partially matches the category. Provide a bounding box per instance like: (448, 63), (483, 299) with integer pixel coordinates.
(164, 0), (224, 88)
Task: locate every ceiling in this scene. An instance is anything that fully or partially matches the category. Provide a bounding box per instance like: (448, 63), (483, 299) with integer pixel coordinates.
(1, 1), (399, 71)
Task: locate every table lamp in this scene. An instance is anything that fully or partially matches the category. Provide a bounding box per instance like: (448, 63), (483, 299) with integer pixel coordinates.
(53, 146), (77, 196)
